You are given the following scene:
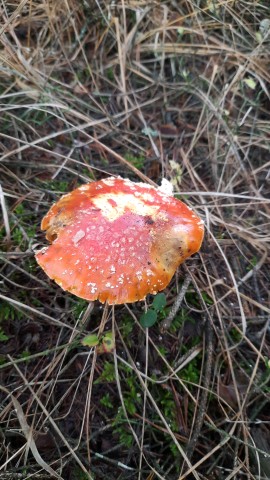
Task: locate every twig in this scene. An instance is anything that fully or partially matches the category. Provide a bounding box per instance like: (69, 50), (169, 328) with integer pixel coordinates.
(182, 277), (214, 467)
(160, 265), (194, 331)
(184, 315), (213, 462)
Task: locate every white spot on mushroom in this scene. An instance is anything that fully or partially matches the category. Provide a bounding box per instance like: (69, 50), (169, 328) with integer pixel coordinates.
(72, 230), (85, 245)
(157, 178), (174, 196)
(141, 193), (155, 202)
(91, 192), (160, 222)
(102, 177), (116, 186)
(78, 184), (90, 191)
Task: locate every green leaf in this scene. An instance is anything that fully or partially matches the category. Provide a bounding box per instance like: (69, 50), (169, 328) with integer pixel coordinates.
(140, 309), (157, 328)
(97, 331), (115, 354)
(81, 333), (99, 347)
(243, 77), (256, 90)
(265, 357), (270, 370)
(152, 293), (166, 311)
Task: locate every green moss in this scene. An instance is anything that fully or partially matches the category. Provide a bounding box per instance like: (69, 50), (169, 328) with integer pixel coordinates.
(124, 153), (145, 171)
(179, 359), (200, 384)
(95, 360), (115, 383)
(112, 407), (134, 448)
(100, 392), (114, 409)
(0, 328), (9, 341)
(0, 302), (23, 322)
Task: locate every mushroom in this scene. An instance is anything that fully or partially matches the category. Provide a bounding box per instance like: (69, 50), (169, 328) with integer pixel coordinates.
(35, 177), (204, 304)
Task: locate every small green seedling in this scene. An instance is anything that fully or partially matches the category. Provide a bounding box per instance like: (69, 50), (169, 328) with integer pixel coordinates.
(81, 331), (115, 354)
(140, 293), (167, 328)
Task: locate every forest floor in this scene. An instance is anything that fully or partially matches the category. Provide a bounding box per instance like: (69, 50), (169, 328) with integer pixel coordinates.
(0, 1), (270, 479)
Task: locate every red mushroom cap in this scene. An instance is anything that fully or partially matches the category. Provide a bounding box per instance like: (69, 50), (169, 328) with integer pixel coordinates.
(35, 177), (204, 304)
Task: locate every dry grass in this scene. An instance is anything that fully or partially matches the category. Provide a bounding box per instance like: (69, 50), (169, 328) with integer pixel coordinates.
(0, 1), (270, 479)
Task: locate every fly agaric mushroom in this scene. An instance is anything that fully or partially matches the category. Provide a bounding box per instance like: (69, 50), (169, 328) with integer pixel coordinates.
(35, 177), (204, 304)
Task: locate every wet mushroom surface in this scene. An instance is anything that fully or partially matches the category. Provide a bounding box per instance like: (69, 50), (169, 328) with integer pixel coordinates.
(35, 177), (204, 304)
